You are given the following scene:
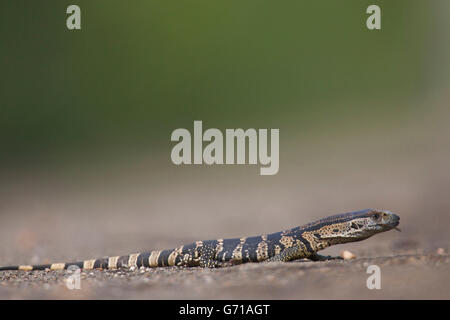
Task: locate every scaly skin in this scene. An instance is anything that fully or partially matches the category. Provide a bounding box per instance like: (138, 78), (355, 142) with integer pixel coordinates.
(0, 209), (400, 271)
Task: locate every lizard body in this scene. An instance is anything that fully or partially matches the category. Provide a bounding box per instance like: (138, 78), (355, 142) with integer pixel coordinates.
(0, 209), (399, 271)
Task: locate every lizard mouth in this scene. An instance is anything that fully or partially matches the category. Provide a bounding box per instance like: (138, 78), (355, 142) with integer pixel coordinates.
(390, 213), (400, 231)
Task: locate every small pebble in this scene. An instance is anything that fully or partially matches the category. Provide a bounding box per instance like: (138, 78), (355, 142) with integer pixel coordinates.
(340, 250), (356, 260)
(436, 248), (445, 255)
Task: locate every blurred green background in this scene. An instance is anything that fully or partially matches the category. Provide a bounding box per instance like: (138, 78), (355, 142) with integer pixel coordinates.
(0, 0), (440, 168)
(2, 1), (450, 299)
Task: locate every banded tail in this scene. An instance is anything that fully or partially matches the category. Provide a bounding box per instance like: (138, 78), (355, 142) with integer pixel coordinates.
(0, 247), (193, 272)
(0, 209), (401, 271)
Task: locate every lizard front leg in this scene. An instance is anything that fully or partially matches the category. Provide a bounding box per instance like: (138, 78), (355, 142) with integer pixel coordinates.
(307, 253), (343, 261)
(266, 245), (310, 262)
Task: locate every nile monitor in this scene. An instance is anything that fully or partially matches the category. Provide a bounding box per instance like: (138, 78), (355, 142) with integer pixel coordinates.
(0, 209), (400, 271)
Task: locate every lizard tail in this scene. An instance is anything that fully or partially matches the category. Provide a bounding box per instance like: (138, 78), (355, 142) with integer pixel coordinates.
(0, 264), (52, 271)
(0, 248), (185, 272)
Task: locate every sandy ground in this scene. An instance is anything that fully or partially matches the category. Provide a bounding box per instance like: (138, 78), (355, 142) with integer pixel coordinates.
(1, 100), (450, 299)
(1, 253), (450, 299)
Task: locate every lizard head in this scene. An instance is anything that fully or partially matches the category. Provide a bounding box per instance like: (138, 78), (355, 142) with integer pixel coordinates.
(308, 209), (400, 245)
(344, 209), (400, 238)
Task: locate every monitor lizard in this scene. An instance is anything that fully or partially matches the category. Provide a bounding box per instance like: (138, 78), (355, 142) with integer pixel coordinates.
(0, 208), (400, 271)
